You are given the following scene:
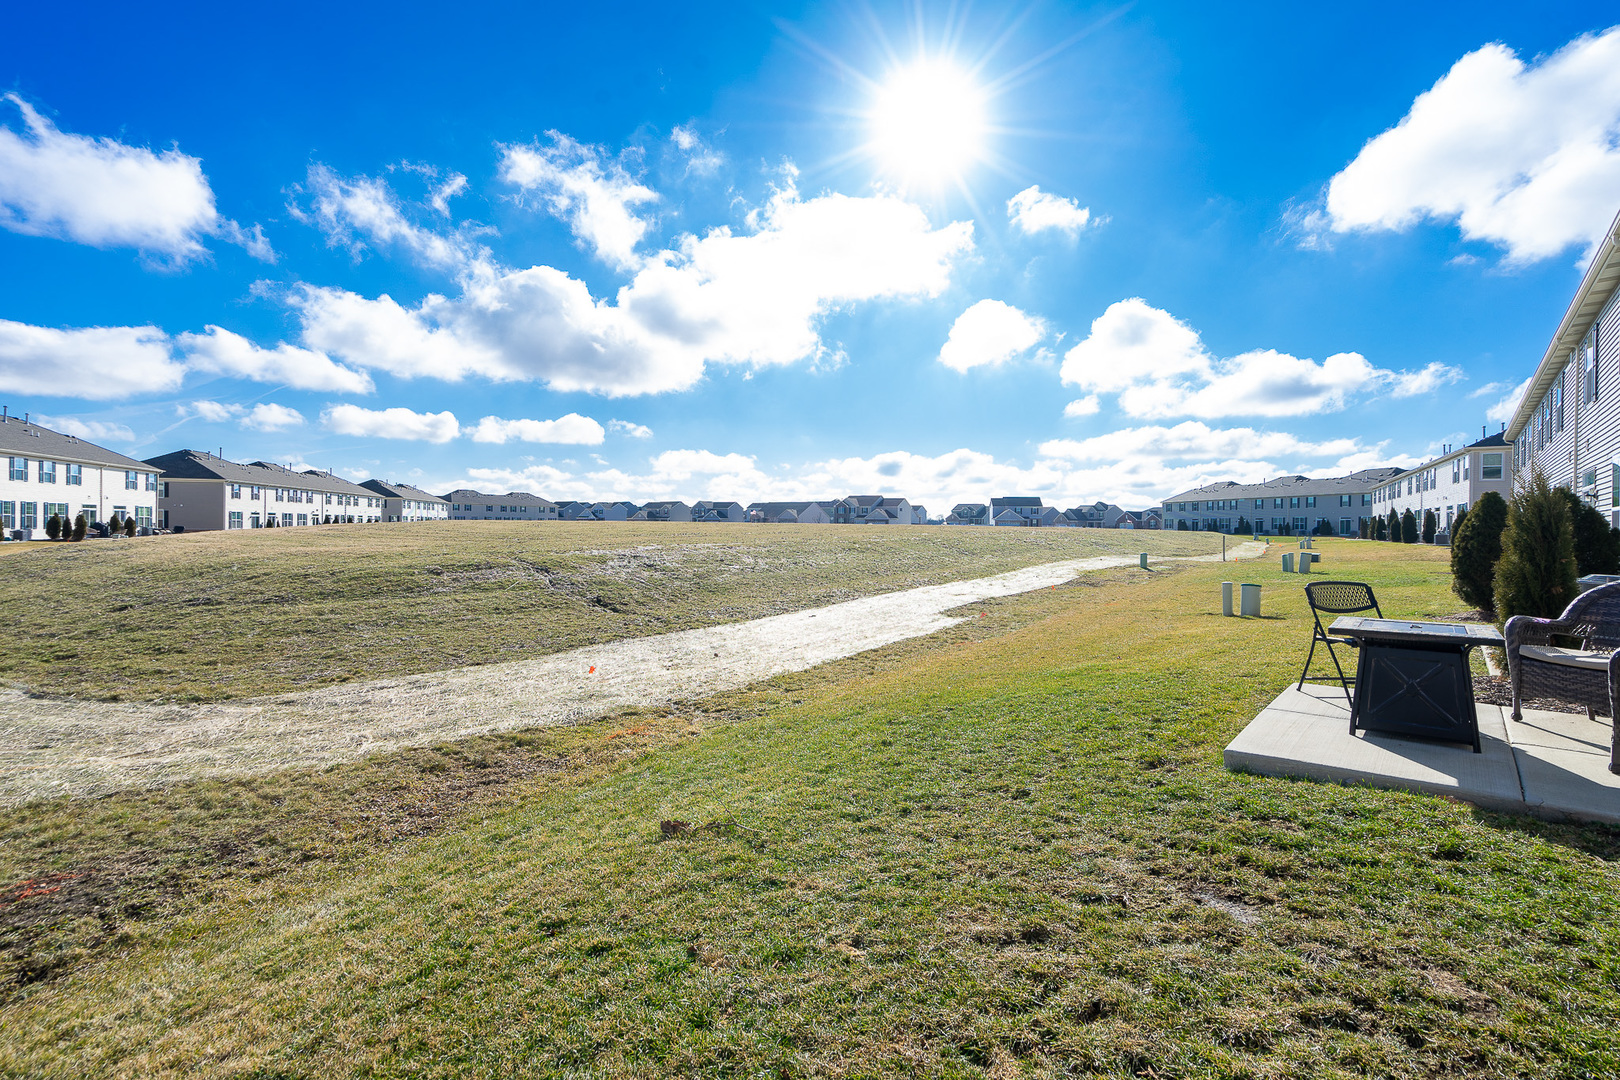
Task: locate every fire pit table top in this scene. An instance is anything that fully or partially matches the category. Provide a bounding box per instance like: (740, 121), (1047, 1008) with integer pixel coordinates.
(1329, 616), (1503, 649)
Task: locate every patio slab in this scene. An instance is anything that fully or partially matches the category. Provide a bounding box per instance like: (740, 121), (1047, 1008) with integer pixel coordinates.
(1225, 684), (1620, 823)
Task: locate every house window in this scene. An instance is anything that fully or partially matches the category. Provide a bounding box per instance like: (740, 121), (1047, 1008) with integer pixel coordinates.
(1305, 496), (1316, 508)
(123, 470), (137, 490)
(1481, 453), (1503, 480)
(251, 486), (261, 499)
(38, 460), (56, 484)
(1584, 328), (1599, 402)
(297, 514), (308, 526)
(1289, 497), (1300, 509)
(8, 457), (26, 482)
(229, 511), (244, 529)
(1613, 464), (1619, 509)
(21, 502), (37, 529)
(2, 501), (17, 529)
(1555, 380), (1564, 431)
(1339, 494), (1351, 507)
(231, 484), (242, 499)
(282, 513), (294, 526)
(144, 473), (156, 491)
(1463, 456), (1470, 480)
(1339, 518), (1351, 535)
(81, 504), (96, 524)
(1292, 516), (1308, 533)
(1273, 498), (1283, 509)
(1361, 493), (1370, 505)
(66, 464), (82, 486)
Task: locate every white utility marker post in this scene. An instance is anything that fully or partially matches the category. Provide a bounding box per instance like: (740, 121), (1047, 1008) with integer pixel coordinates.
(1221, 581), (1234, 616)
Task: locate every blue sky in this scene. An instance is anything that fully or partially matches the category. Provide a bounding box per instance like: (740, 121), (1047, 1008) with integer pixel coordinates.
(2, 1), (1617, 511)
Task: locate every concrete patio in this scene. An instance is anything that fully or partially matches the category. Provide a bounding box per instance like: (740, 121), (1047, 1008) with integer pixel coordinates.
(1225, 683), (1620, 823)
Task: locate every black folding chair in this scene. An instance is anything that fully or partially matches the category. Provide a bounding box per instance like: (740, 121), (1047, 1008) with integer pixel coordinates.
(1298, 580), (1382, 705)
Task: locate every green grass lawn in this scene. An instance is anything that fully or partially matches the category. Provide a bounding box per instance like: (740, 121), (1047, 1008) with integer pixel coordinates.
(0, 522), (1213, 703)
(2, 539), (1618, 1078)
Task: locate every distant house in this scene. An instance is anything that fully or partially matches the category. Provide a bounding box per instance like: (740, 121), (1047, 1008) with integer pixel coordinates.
(1372, 432), (1511, 536)
(640, 500), (693, 522)
(910, 504), (929, 524)
(946, 502), (990, 525)
(441, 489), (559, 521)
(1, 414), (161, 538)
(1162, 469), (1399, 535)
(990, 497), (1059, 526)
(692, 500), (747, 522)
(145, 450), (382, 532)
(832, 495), (914, 525)
(361, 479), (451, 522)
(558, 501), (595, 521)
(747, 501), (832, 524)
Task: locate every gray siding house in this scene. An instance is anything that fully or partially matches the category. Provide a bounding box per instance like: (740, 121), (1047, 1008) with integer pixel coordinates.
(145, 450), (382, 532)
(1162, 468), (1400, 535)
(442, 490), (559, 520)
(1372, 432), (1511, 535)
(1, 414), (161, 538)
(1508, 208), (1620, 524)
(362, 480), (452, 522)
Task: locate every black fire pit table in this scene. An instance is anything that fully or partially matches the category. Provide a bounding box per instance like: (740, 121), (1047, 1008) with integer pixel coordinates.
(1328, 617), (1505, 753)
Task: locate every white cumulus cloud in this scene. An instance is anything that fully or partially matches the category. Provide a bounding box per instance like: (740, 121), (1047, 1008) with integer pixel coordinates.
(608, 419), (653, 439)
(322, 404), (460, 443)
(500, 133), (659, 269)
(241, 403), (305, 432)
(179, 325), (373, 394)
(0, 319), (184, 400)
(290, 164), (488, 274)
(1006, 185), (1095, 237)
(938, 299), (1045, 372)
(0, 94), (270, 263)
(1486, 375), (1533, 425)
(294, 182), (974, 396)
(671, 125), (725, 176)
(1061, 298), (1449, 418)
(469, 413), (606, 445)
(34, 415), (135, 442)
(1318, 28), (1620, 261)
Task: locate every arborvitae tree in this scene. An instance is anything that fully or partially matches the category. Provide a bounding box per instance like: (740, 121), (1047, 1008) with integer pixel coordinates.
(1358, 518), (1369, 539)
(1235, 515), (1250, 534)
(1452, 503), (1468, 538)
(1556, 488), (1620, 576)
(1422, 508), (1437, 544)
(125, 516), (137, 537)
(1495, 473), (1578, 622)
(1400, 508), (1418, 544)
(1176, 519), (1189, 531)
(72, 513), (87, 542)
(107, 513), (122, 536)
(1451, 491), (1507, 612)
(1386, 509), (1400, 541)
(44, 514), (62, 541)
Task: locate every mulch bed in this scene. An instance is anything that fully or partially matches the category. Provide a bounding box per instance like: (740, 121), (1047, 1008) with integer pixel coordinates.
(1472, 674), (1608, 717)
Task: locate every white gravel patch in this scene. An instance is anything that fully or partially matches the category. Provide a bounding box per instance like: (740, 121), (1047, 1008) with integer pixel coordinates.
(0, 543), (1264, 804)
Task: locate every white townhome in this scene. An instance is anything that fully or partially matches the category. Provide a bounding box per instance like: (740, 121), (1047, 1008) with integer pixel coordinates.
(1162, 468), (1401, 535)
(360, 480), (451, 522)
(1508, 208), (1620, 522)
(1370, 432), (1512, 535)
(144, 450), (384, 531)
(442, 489), (560, 521)
(1, 413), (161, 538)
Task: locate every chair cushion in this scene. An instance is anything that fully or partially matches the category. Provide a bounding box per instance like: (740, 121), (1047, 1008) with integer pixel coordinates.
(1519, 645), (1615, 671)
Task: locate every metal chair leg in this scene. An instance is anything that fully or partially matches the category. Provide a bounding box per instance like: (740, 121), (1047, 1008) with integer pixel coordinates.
(1297, 636), (1318, 691)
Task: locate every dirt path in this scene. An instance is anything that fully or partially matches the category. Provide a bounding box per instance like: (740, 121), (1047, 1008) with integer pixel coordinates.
(0, 544), (1264, 804)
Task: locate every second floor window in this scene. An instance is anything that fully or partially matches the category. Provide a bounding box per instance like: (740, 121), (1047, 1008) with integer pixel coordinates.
(38, 460), (56, 484)
(7, 457), (25, 482)
(124, 470), (138, 490)
(66, 463), (82, 486)
(1481, 453), (1504, 480)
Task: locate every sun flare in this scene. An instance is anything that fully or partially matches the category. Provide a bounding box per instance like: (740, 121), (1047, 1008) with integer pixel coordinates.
(868, 59), (987, 186)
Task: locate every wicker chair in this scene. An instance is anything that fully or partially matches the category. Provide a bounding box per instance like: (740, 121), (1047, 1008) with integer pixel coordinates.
(1504, 581), (1620, 774)
(1298, 580), (1382, 706)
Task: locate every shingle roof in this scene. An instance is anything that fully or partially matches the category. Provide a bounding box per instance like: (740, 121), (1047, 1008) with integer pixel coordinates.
(437, 488), (555, 507)
(0, 415), (155, 470)
(143, 450), (374, 496)
(360, 479), (450, 504)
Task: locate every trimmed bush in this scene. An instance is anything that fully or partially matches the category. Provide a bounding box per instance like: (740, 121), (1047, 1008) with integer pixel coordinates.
(1386, 509), (1400, 541)
(45, 514), (62, 541)
(1422, 509), (1436, 544)
(1400, 509), (1418, 544)
(1235, 515), (1250, 534)
(1494, 473), (1577, 623)
(72, 513), (87, 542)
(1176, 519), (1189, 531)
(106, 513), (122, 536)
(124, 516), (137, 537)
(1555, 488), (1620, 576)
(1450, 491), (1506, 612)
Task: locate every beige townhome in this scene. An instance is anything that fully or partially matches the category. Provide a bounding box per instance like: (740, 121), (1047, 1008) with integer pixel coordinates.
(360, 479), (451, 522)
(1, 413), (161, 539)
(144, 450), (384, 531)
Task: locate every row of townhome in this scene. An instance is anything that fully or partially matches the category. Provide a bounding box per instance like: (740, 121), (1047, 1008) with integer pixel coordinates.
(1161, 469), (1402, 535)
(360, 480), (451, 522)
(1370, 432), (1512, 536)
(145, 450), (386, 531)
(443, 490), (559, 521)
(943, 497), (1162, 528)
(1, 412), (160, 538)
(745, 496), (928, 524)
(1509, 209), (1620, 523)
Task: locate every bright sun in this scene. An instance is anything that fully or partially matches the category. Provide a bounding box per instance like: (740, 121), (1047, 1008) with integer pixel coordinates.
(868, 60), (987, 186)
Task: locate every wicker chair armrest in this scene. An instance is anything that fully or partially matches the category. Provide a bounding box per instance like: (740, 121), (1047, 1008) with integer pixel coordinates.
(1504, 615), (1572, 653)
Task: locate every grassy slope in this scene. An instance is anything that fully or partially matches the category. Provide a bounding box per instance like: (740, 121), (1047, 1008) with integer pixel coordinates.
(2, 539), (1618, 1079)
(0, 523), (1212, 703)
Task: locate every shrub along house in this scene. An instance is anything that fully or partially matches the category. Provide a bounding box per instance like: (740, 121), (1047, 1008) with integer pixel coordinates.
(145, 450), (383, 531)
(1507, 207), (1620, 523)
(1, 412), (161, 538)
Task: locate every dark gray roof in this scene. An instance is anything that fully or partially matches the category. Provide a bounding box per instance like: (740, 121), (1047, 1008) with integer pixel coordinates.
(1165, 467), (1404, 504)
(360, 479), (450, 504)
(438, 488), (555, 507)
(143, 450), (374, 496)
(0, 415), (154, 470)
(992, 496), (1044, 508)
